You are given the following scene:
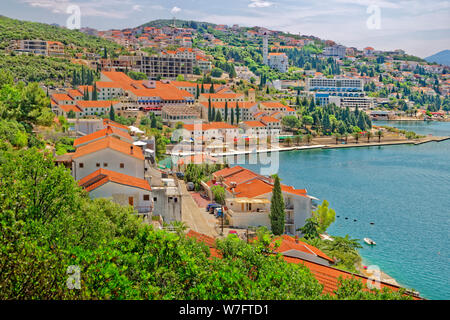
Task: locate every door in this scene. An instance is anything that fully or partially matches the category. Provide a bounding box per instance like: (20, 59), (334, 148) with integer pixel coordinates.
(128, 197), (134, 206)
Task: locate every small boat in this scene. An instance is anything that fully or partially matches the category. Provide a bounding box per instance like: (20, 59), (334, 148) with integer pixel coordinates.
(364, 238), (376, 245)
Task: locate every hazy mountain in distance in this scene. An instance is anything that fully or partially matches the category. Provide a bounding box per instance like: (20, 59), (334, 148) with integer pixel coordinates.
(425, 50), (450, 66)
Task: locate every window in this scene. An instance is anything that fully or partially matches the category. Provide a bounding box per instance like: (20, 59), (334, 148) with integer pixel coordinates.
(143, 194), (150, 201)
(96, 163), (100, 167)
(79, 163), (84, 168)
(153, 197), (157, 202)
(103, 163), (108, 167)
(120, 163), (124, 168)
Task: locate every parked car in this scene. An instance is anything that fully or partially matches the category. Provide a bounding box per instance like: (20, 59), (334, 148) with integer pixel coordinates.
(176, 172), (184, 179)
(186, 182), (195, 191)
(206, 203), (221, 213)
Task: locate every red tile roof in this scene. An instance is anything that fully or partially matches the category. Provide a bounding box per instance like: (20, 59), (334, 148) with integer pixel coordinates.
(52, 93), (73, 101)
(242, 121), (266, 128)
(72, 136), (144, 160)
(200, 101), (257, 109)
(103, 119), (129, 130)
(59, 105), (82, 113)
(187, 231), (421, 299)
(76, 100), (119, 109)
(260, 116), (280, 123)
(73, 126), (133, 147)
(78, 168), (150, 192)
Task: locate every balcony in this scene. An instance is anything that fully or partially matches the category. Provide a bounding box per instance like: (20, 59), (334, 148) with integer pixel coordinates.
(135, 205), (152, 214)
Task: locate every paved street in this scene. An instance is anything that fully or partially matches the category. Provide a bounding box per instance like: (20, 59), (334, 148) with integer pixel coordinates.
(179, 180), (219, 237)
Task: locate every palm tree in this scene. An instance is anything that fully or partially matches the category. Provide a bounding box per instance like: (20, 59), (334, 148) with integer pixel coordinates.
(293, 135), (301, 146)
(304, 134), (312, 145)
(376, 130), (383, 142)
(366, 131), (373, 143)
(342, 132), (349, 144)
(285, 137), (292, 147)
(334, 133), (341, 144)
(352, 132), (360, 144)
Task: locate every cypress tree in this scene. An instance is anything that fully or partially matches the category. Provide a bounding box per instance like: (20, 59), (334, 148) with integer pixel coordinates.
(201, 83), (205, 94)
(196, 84), (199, 99)
(211, 107), (216, 122)
(151, 113), (157, 128)
(235, 102), (240, 124)
(209, 84), (215, 93)
(208, 97), (212, 121)
(224, 101), (228, 122)
(92, 83), (97, 100)
(230, 107), (234, 125)
(109, 101), (115, 121)
(270, 174), (285, 235)
(215, 110), (222, 122)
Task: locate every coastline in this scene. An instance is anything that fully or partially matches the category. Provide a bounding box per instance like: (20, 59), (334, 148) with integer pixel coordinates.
(168, 135), (450, 157)
(358, 263), (400, 287)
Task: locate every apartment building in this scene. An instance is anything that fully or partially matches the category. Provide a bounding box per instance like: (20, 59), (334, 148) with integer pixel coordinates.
(15, 40), (64, 56)
(323, 44), (346, 59)
(268, 52), (289, 73)
(206, 166), (318, 235)
(138, 55), (194, 80)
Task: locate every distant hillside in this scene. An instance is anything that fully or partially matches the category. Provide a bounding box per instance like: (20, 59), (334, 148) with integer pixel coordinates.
(425, 50), (450, 66)
(0, 15), (121, 53)
(139, 19), (216, 30)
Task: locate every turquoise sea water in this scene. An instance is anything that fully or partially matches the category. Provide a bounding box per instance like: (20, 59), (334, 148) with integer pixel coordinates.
(242, 121), (450, 300)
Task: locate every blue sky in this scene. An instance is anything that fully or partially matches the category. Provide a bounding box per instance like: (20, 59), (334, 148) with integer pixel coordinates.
(1, 0), (449, 57)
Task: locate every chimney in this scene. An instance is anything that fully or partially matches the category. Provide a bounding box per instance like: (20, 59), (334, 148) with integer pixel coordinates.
(295, 235), (299, 243)
(130, 145), (134, 154)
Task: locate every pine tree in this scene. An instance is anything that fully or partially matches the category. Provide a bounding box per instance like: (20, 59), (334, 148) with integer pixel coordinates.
(224, 101), (228, 122)
(270, 175), (285, 235)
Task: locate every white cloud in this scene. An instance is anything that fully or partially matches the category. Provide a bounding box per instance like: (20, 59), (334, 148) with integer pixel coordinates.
(132, 4), (142, 12)
(248, 0), (275, 8)
(170, 6), (181, 15)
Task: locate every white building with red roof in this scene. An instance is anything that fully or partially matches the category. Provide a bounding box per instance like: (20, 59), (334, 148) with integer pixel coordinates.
(206, 166), (318, 235)
(78, 168), (152, 214)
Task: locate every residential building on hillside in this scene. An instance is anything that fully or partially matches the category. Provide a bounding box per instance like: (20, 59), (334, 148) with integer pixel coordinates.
(71, 136), (145, 181)
(323, 44), (346, 59)
(205, 166), (318, 235)
(14, 39), (64, 56)
(78, 168), (152, 214)
(161, 105), (201, 126)
(138, 55), (194, 79)
(268, 52), (289, 73)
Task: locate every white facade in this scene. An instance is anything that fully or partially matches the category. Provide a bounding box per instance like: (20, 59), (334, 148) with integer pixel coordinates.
(88, 181), (152, 213)
(72, 148), (145, 180)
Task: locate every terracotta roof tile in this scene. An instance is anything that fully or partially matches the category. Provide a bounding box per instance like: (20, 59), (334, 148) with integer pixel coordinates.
(72, 136), (144, 160)
(78, 168), (150, 191)
(73, 126), (133, 147)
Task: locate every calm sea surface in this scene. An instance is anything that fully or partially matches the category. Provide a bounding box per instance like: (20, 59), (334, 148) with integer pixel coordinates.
(242, 121), (450, 300)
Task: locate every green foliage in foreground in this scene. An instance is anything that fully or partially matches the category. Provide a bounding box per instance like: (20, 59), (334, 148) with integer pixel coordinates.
(0, 148), (411, 299)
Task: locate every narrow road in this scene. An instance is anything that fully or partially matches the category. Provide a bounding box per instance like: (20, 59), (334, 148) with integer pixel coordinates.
(179, 180), (219, 237)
